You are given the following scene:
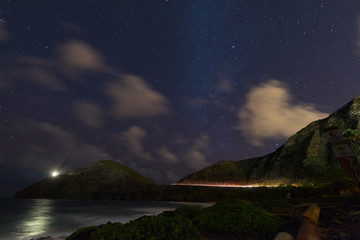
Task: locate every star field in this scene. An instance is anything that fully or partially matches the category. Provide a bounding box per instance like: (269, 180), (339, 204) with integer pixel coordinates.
(1, 0), (360, 196)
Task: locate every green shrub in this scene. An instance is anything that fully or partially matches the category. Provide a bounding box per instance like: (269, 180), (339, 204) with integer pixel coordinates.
(66, 226), (98, 240)
(119, 214), (202, 240)
(172, 205), (204, 219)
(67, 214), (202, 240)
(68, 200), (284, 240)
(193, 199), (283, 237)
(90, 222), (124, 240)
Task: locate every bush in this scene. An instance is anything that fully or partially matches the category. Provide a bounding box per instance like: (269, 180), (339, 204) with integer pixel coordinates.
(193, 199), (283, 237)
(67, 201), (283, 240)
(66, 226), (98, 240)
(122, 214), (202, 240)
(67, 214), (202, 240)
(90, 222), (124, 240)
(172, 205), (204, 219)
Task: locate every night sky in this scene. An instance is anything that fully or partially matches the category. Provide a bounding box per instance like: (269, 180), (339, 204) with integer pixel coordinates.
(1, 1), (360, 197)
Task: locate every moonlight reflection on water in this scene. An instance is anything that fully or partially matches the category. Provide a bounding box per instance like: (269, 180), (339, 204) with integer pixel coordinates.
(0, 199), (210, 240)
(18, 199), (53, 239)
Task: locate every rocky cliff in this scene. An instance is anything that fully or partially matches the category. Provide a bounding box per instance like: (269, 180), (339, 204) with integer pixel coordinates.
(14, 160), (160, 199)
(179, 96), (360, 186)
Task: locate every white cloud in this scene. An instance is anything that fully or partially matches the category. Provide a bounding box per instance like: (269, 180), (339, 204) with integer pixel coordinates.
(73, 101), (103, 127)
(181, 133), (211, 170)
(238, 80), (329, 146)
(105, 75), (170, 118)
(156, 147), (179, 163)
(119, 126), (152, 161)
(2, 40), (170, 121)
(57, 41), (107, 72)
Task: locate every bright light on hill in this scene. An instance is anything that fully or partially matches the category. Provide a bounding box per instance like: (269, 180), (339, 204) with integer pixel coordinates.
(51, 171), (59, 177)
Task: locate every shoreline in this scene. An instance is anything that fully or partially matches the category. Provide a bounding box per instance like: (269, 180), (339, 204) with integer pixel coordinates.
(31, 237), (66, 240)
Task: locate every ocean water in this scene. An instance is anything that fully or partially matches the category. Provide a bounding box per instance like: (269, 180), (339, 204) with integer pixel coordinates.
(0, 199), (209, 240)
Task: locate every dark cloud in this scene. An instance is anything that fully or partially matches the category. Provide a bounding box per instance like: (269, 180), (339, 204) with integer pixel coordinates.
(156, 147), (179, 163)
(0, 56), (66, 92)
(73, 101), (103, 127)
(188, 78), (235, 110)
(117, 126), (153, 161)
(16, 56), (66, 91)
(215, 77), (234, 93)
(116, 126), (210, 170)
(56, 19), (89, 36)
(105, 75), (171, 119)
(0, 21), (9, 42)
(0, 121), (111, 172)
(110, 127), (211, 183)
(181, 133), (211, 170)
(357, 15), (360, 54)
(1, 41), (171, 120)
(0, 41), (115, 92)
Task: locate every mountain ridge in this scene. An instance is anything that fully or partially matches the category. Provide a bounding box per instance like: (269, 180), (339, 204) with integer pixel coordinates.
(178, 96), (360, 186)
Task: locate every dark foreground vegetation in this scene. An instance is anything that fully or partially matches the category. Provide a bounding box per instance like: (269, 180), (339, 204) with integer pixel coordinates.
(66, 199), (283, 240)
(66, 179), (360, 240)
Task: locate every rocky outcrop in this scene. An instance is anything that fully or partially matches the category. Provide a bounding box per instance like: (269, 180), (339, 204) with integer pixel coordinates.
(179, 96), (360, 186)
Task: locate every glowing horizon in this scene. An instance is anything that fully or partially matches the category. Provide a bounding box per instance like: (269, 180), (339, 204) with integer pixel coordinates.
(174, 183), (265, 188)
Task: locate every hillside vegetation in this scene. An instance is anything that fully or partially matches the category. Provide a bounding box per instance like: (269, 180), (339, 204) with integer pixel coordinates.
(179, 96), (360, 186)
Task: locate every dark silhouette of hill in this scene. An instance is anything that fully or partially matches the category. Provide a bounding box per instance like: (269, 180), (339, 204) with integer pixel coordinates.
(13, 160), (160, 199)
